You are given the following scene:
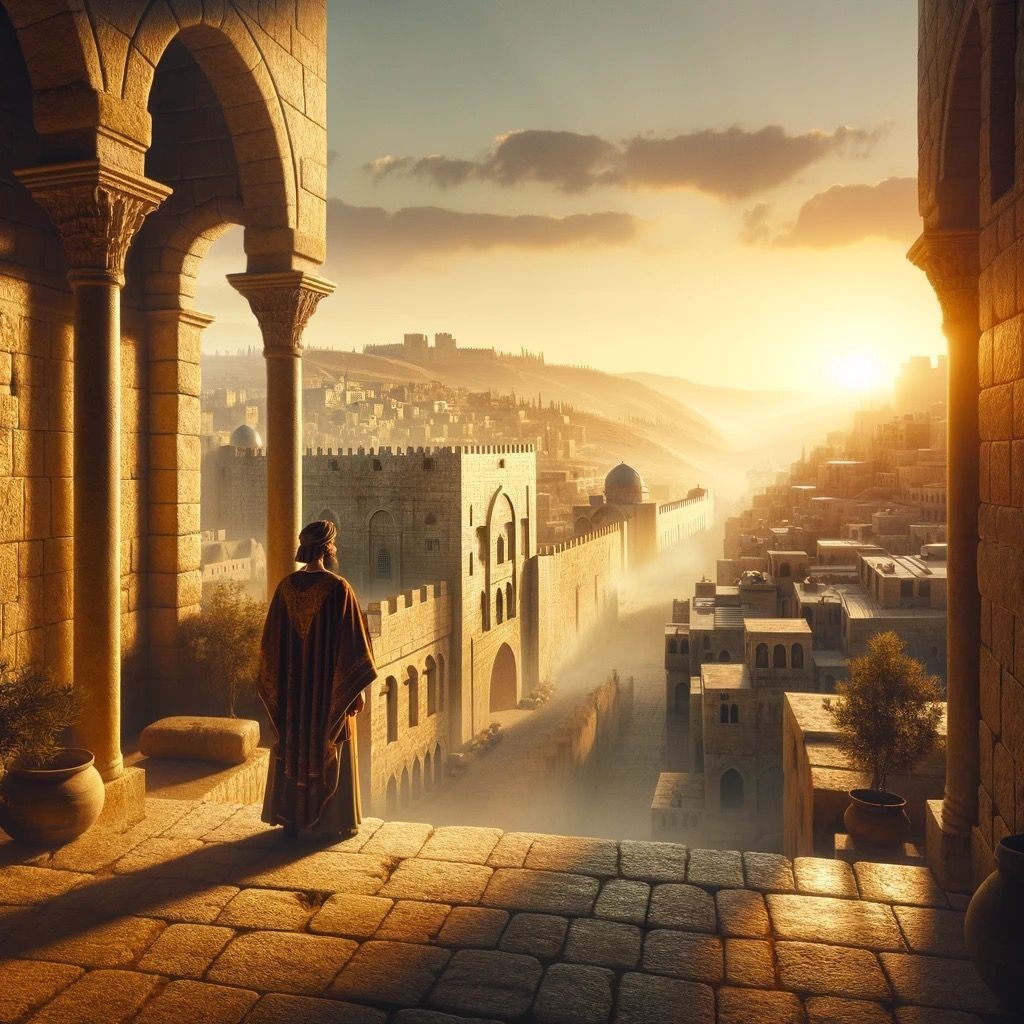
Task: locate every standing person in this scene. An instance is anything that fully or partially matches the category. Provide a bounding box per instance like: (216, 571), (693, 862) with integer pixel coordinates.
(258, 520), (377, 839)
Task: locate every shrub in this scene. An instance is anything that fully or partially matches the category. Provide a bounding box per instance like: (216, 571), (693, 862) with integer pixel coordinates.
(823, 631), (943, 793)
(0, 662), (76, 776)
(181, 582), (265, 717)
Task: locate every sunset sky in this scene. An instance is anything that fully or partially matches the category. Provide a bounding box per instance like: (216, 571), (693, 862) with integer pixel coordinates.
(197, 0), (944, 393)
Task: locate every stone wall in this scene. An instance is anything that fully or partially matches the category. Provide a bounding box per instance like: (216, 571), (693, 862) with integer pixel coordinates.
(656, 491), (715, 551)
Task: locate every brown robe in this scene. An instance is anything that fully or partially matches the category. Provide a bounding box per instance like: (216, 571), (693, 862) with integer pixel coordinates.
(257, 570), (377, 833)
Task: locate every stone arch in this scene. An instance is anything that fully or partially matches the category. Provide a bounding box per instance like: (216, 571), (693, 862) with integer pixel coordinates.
(423, 749), (433, 789)
(412, 757), (422, 797)
(592, 505), (627, 530)
(489, 642), (518, 712)
(385, 776), (398, 817)
(772, 644), (787, 669)
(433, 742), (444, 785)
(791, 644), (804, 669)
(399, 767), (410, 808)
(720, 768), (744, 811)
(385, 676), (398, 743)
(717, 650), (730, 663)
(506, 581), (515, 618)
(755, 643), (769, 668)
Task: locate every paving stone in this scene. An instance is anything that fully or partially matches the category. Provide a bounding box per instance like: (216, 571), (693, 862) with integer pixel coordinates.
(428, 949), (543, 1020)
(393, 1013), (502, 1024)
(359, 821), (433, 859)
(134, 980), (258, 1024)
(1, 913), (164, 968)
(207, 931), (358, 995)
(435, 907), (509, 948)
(309, 894), (393, 938)
(724, 938), (774, 988)
(217, 888), (313, 930)
(776, 941), (891, 1000)
(716, 889), (769, 937)
(241, 851), (392, 895)
(853, 862), (948, 908)
(419, 827), (503, 865)
(647, 883), (716, 932)
(380, 859), (491, 904)
(892, 906), (969, 959)
(244, 993), (387, 1023)
(0, 865), (90, 904)
(532, 963), (614, 1024)
(894, 1009), (982, 1024)
(618, 840), (688, 883)
(806, 996), (893, 1024)
(794, 857), (859, 898)
(686, 848), (743, 889)
(641, 929), (723, 983)
(158, 802), (241, 840)
(482, 868), (598, 916)
(0, 960), (82, 1022)
(767, 894), (905, 951)
(375, 900), (451, 942)
(27, 969), (160, 1024)
(135, 881), (240, 923)
(613, 972), (714, 1024)
(524, 835), (619, 876)
(486, 833), (537, 868)
(878, 953), (1003, 1014)
(498, 913), (568, 958)
(564, 918), (642, 969)
(742, 851), (796, 892)
(201, 806), (278, 844)
(137, 922), (235, 978)
(718, 986), (804, 1024)
(328, 940), (450, 1006)
(111, 837), (230, 882)
(593, 879), (649, 924)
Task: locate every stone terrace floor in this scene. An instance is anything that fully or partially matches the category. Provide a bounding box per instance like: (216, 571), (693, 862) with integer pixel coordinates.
(0, 800), (1014, 1024)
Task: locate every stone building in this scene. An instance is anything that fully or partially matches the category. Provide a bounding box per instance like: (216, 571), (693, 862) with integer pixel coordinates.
(0, 0), (332, 825)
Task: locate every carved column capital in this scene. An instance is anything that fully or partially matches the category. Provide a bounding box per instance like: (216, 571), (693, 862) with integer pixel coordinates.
(907, 230), (981, 327)
(15, 160), (171, 287)
(227, 271), (335, 357)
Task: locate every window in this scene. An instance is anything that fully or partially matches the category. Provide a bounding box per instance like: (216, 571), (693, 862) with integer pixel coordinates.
(425, 539), (440, 553)
(791, 644), (804, 669)
(721, 769), (744, 811)
(385, 678), (398, 743)
(772, 644), (786, 669)
(495, 587), (504, 624)
(718, 650), (730, 663)
(719, 704), (729, 724)
(667, 640), (678, 655)
(778, 563), (791, 578)
(900, 579), (913, 599)
(406, 668), (419, 727)
(425, 657), (437, 715)
(496, 535), (505, 563)
(506, 581), (514, 618)
(375, 548), (392, 578)
(703, 634), (710, 650)
(755, 643), (768, 668)
(680, 639), (690, 655)
(373, 459), (382, 471)
(437, 655), (446, 711)
(424, 512), (437, 525)
(730, 703), (739, 724)
(920, 580), (931, 600)
(423, 458), (435, 471)
(480, 591), (489, 630)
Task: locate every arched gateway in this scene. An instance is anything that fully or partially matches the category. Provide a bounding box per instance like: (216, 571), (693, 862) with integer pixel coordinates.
(489, 643), (518, 712)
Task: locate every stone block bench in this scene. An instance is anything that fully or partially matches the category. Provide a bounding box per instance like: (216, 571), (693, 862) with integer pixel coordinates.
(140, 716), (260, 765)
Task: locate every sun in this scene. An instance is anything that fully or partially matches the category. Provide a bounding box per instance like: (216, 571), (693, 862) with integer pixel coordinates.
(827, 352), (888, 393)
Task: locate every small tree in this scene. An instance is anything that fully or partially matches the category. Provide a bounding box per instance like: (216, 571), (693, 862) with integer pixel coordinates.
(0, 662), (76, 778)
(182, 583), (265, 717)
(824, 631), (943, 793)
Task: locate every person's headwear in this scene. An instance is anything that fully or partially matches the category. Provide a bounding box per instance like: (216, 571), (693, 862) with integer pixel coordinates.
(296, 519), (337, 564)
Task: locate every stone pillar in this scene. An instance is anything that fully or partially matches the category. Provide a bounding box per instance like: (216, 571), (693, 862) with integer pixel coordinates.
(15, 161), (170, 784)
(228, 272), (334, 593)
(908, 229), (980, 891)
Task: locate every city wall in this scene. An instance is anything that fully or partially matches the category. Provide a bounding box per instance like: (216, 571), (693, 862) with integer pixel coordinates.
(657, 491), (715, 551)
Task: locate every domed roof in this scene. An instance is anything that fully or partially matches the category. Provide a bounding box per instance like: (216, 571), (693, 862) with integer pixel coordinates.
(230, 424), (263, 449)
(605, 462), (647, 504)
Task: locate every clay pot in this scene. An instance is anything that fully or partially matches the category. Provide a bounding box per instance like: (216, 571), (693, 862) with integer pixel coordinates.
(965, 834), (1024, 1011)
(0, 748), (104, 846)
(843, 788), (911, 849)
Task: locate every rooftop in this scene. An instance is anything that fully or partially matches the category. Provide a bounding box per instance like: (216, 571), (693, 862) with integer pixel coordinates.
(0, 798), (1005, 1021)
(743, 618), (813, 635)
(700, 664), (751, 690)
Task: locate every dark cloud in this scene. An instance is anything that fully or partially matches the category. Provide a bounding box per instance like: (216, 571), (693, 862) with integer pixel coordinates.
(367, 125), (884, 199)
(751, 177), (919, 248)
(325, 197), (639, 272)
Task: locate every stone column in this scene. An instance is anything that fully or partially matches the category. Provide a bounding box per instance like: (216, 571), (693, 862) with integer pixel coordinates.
(15, 161), (170, 783)
(908, 229), (980, 889)
(228, 272), (334, 593)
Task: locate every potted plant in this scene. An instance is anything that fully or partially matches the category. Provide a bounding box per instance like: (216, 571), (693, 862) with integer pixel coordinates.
(0, 661), (103, 846)
(181, 582), (264, 717)
(823, 631), (943, 849)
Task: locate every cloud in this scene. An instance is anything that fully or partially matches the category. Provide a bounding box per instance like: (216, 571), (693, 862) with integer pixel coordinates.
(366, 125), (884, 199)
(748, 177), (919, 249)
(324, 197), (639, 272)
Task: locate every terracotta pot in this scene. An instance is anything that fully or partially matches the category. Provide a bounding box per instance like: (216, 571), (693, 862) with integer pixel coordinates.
(843, 788), (911, 849)
(0, 748), (104, 846)
(965, 834), (1024, 1010)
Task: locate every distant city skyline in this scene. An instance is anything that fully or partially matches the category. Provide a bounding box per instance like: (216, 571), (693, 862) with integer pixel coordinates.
(195, 1), (941, 393)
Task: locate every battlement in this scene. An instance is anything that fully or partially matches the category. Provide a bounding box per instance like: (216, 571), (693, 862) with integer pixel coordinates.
(658, 491), (712, 515)
(224, 444), (536, 460)
(364, 581), (450, 639)
(537, 521), (625, 556)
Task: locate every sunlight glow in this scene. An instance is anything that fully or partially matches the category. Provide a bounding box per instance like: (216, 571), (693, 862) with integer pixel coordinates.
(827, 352), (889, 393)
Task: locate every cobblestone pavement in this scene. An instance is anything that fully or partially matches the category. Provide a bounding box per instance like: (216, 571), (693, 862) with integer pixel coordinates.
(0, 801), (1010, 1023)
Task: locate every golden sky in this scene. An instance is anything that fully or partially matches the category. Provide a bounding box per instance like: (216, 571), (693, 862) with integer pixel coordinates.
(196, 0), (942, 393)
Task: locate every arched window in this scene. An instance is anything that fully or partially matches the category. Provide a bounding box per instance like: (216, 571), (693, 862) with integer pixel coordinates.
(480, 591), (489, 630)
(791, 644), (804, 669)
(721, 769), (744, 811)
(375, 547), (391, 579)
(779, 563), (791, 578)
(496, 535), (505, 564)
(438, 655), (446, 711)
(495, 587), (504, 624)
(406, 667), (419, 727)
(718, 650), (730, 663)
(506, 581), (514, 618)
(385, 677), (398, 743)
(668, 640), (678, 654)
(680, 639), (690, 655)
(425, 656), (437, 715)
(773, 644), (786, 669)
(755, 643), (769, 668)
(730, 703), (739, 724)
